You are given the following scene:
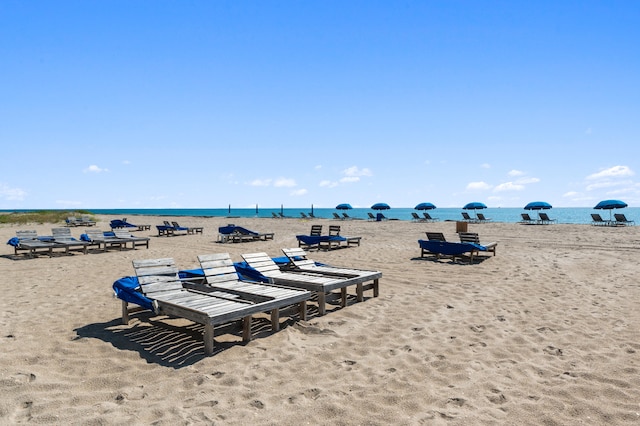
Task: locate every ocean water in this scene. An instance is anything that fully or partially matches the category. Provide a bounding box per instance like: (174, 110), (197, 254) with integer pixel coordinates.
(35, 207), (639, 225)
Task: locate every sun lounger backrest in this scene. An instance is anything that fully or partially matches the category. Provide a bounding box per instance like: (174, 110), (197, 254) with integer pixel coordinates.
(426, 232), (446, 241)
(16, 230), (39, 240)
(84, 229), (105, 240)
(241, 252), (283, 277)
(332, 213), (341, 219)
(281, 247), (316, 268)
(424, 213), (433, 220)
(198, 253), (241, 285)
(52, 227), (75, 241)
(310, 225), (322, 236)
(328, 225), (341, 236)
(114, 230), (134, 239)
(133, 258), (184, 295)
(458, 232), (481, 244)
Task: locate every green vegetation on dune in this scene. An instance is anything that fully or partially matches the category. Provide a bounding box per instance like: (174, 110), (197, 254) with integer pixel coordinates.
(0, 210), (95, 225)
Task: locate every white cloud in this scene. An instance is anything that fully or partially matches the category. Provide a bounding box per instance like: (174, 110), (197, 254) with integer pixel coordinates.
(563, 191), (580, 197)
(481, 163), (491, 169)
(466, 181), (492, 191)
(515, 177), (540, 185)
(508, 169), (525, 177)
(274, 178), (296, 188)
(0, 183), (27, 201)
(343, 166), (372, 177)
(587, 165), (634, 180)
(494, 182), (525, 192)
(249, 179), (271, 187)
(290, 188), (308, 196)
(319, 180), (338, 188)
(314, 165), (322, 170)
(122, 160), (131, 165)
(586, 180), (632, 191)
(340, 176), (360, 183)
(83, 164), (108, 173)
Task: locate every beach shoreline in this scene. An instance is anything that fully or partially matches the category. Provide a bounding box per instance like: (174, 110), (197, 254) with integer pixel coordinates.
(1, 214), (639, 424)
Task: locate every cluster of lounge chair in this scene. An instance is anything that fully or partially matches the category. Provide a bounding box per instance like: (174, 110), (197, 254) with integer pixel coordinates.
(591, 213), (635, 227)
(156, 221), (204, 236)
(296, 224), (361, 250)
(65, 216), (97, 227)
(418, 231), (497, 263)
(460, 212), (492, 223)
(520, 212), (557, 225)
(411, 212), (439, 222)
(8, 228), (150, 258)
(114, 250), (381, 355)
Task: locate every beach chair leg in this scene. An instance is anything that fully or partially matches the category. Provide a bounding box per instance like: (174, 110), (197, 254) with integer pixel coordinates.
(317, 292), (326, 316)
(242, 316), (252, 342)
(356, 283), (364, 302)
(121, 300), (130, 324)
(204, 323), (215, 355)
(271, 308), (280, 331)
(341, 288), (347, 307)
(373, 279), (379, 297)
(299, 301), (307, 321)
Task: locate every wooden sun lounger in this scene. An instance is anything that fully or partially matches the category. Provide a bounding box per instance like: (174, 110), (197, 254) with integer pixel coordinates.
(327, 225), (361, 248)
(281, 248), (380, 304)
(84, 229), (130, 251)
(196, 253), (311, 328)
(126, 258), (291, 355)
(458, 232), (497, 256)
(241, 252), (381, 316)
(12, 230), (57, 258)
(113, 230), (150, 249)
(51, 227), (90, 254)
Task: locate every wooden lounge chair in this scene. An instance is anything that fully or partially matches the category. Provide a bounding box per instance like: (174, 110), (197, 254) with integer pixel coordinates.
(458, 232), (497, 257)
(418, 239), (481, 263)
(172, 221), (203, 234)
(342, 212), (358, 220)
(83, 229), (130, 251)
(520, 213), (538, 224)
(422, 212), (439, 222)
(297, 225), (324, 249)
(196, 253), (311, 328)
(124, 258), (294, 355)
(11, 230), (57, 258)
(538, 212), (557, 224)
(51, 227), (90, 254)
(113, 229), (150, 249)
(614, 213), (635, 226)
(241, 252), (377, 316)
(217, 225), (274, 243)
(281, 247), (380, 304)
(461, 212), (478, 223)
(476, 213), (492, 223)
(367, 212), (376, 221)
(411, 212), (425, 222)
(300, 212), (309, 219)
(327, 225), (361, 248)
(591, 213), (612, 226)
(332, 212), (343, 220)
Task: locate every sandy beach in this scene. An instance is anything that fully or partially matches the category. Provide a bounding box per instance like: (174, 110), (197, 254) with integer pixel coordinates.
(1, 215), (640, 425)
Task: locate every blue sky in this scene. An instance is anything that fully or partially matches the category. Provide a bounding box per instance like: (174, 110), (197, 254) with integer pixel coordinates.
(1, 1), (639, 210)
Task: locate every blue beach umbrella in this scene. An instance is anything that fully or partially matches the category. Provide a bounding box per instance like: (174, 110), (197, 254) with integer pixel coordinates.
(415, 202), (437, 210)
(594, 199), (628, 220)
(336, 203), (353, 210)
(371, 202), (391, 210)
(524, 201), (552, 210)
(463, 202), (487, 210)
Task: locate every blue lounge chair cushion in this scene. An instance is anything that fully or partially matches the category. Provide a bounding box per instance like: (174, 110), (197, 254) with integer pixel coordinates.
(418, 239), (488, 256)
(218, 225), (259, 236)
(296, 235), (347, 246)
(110, 220), (137, 228)
(112, 276), (154, 311)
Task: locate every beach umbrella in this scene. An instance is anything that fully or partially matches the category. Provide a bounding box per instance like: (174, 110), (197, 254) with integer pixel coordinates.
(371, 202), (391, 210)
(463, 202), (487, 210)
(415, 202), (436, 210)
(524, 201), (552, 210)
(336, 203), (353, 210)
(594, 199), (628, 220)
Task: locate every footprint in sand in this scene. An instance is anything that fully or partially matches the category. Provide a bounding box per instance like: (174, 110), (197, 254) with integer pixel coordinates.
(250, 400), (265, 409)
(303, 388), (322, 400)
(447, 397), (466, 407)
(470, 325), (486, 333)
(543, 346), (563, 356)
